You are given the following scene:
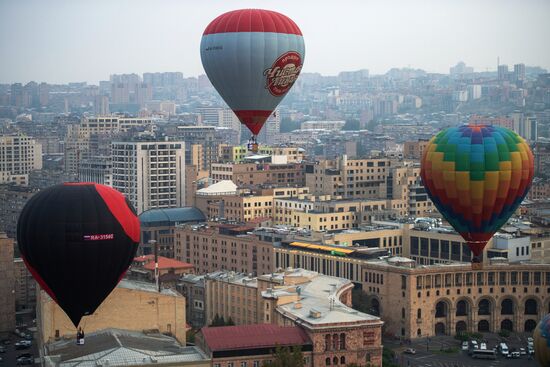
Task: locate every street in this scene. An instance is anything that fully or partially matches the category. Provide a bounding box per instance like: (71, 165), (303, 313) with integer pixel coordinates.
(384, 332), (539, 367)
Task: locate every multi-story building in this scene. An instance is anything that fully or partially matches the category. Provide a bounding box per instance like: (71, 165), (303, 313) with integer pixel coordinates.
(200, 269), (384, 367)
(211, 162), (305, 187)
(14, 258), (36, 311)
(77, 156), (112, 186)
(111, 140), (186, 213)
(174, 223), (273, 276)
(177, 274), (207, 329)
(359, 257), (550, 339)
(0, 233), (15, 338)
(138, 207), (206, 257)
(131, 255), (194, 283)
(301, 120), (346, 130)
(0, 185), (37, 238)
(37, 279), (186, 344)
(529, 178), (550, 200)
(217, 108), (241, 143)
(0, 134), (42, 184)
(256, 111), (281, 144)
(305, 156), (433, 217)
(403, 140), (429, 160)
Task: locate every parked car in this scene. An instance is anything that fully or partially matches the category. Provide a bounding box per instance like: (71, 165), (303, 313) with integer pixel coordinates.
(404, 348), (416, 355)
(520, 347), (526, 355)
(471, 340), (479, 349)
(23, 334), (32, 341)
(15, 341), (31, 350)
(511, 351), (520, 358)
(528, 346), (535, 355)
(480, 342), (487, 350)
(461, 341), (469, 350)
(16, 353), (34, 365)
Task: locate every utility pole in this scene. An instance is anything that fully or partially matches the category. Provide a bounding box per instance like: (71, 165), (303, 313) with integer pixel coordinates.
(150, 239), (160, 292)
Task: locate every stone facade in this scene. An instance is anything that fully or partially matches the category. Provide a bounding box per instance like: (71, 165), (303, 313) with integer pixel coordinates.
(14, 258), (36, 311)
(37, 279), (186, 345)
(0, 233), (15, 338)
(360, 258), (550, 339)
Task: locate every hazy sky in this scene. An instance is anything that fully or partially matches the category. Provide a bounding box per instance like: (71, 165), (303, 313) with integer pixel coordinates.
(1, 0), (549, 84)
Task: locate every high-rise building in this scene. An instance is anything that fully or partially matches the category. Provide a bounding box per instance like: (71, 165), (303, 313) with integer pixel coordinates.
(111, 140), (186, 213)
(0, 233), (15, 338)
(38, 82), (50, 107)
(217, 108), (241, 143)
(514, 63), (526, 83)
(0, 134), (43, 184)
(498, 64), (509, 81)
(78, 156), (113, 186)
(256, 111), (281, 144)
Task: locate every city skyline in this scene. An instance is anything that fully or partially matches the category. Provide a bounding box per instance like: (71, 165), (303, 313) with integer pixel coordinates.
(1, 0), (549, 84)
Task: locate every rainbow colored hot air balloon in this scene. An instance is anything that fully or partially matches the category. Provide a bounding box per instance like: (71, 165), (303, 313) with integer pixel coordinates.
(421, 124), (534, 261)
(200, 9), (305, 151)
(534, 314), (550, 367)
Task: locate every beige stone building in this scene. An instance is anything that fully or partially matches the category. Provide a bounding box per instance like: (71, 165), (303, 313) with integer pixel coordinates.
(0, 134), (42, 185)
(305, 156), (433, 217)
(360, 257), (550, 339)
(175, 223), (273, 276)
(202, 269), (383, 367)
(37, 279), (186, 344)
(0, 233), (15, 337)
(211, 162), (305, 187)
(403, 140), (429, 160)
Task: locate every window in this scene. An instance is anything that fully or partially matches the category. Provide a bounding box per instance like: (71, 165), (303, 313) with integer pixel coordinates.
(214, 364), (221, 367)
(401, 275), (407, 290)
(325, 358), (331, 366)
(499, 272), (507, 285)
(402, 307), (406, 319)
(253, 362), (260, 367)
(340, 333), (346, 350)
(340, 356), (346, 365)
(240, 363), (247, 367)
(417, 309), (422, 319)
(228, 363), (234, 367)
(511, 272), (518, 285)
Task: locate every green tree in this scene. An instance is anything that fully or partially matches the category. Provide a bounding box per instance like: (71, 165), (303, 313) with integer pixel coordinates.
(263, 345), (304, 367)
(226, 317), (235, 326)
(210, 314), (221, 327)
(342, 119), (360, 131)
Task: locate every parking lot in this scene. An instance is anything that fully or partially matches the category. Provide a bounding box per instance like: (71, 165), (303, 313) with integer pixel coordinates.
(1, 329), (39, 366)
(385, 332), (539, 367)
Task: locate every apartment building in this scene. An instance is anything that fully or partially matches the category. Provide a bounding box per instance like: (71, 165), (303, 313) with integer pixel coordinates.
(111, 140), (185, 213)
(174, 223), (273, 276)
(0, 134), (42, 184)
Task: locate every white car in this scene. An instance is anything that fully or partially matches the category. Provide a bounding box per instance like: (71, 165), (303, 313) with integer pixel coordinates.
(462, 341), (469, 350)
(480, 342), (487, 350)
(519, 348), (526, 355)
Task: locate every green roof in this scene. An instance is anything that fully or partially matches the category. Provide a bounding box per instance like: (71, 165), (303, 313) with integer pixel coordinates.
(139, 207), (205, 227)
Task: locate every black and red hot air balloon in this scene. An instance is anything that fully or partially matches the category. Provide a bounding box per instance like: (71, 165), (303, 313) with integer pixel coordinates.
(17, 183), (140, 327)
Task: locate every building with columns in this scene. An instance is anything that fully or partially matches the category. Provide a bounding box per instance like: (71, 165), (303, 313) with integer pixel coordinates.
(200, 268), (383, 367)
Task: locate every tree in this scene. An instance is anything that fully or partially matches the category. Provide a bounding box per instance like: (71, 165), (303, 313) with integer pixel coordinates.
(226, 317), (235, 326)
(342, 119), (360, 131)
(263, 345), (304, 367)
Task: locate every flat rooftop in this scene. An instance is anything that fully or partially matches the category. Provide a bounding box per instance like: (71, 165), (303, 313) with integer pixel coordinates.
(45, 328), (209, 366)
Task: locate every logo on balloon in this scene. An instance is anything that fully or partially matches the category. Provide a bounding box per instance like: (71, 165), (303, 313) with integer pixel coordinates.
(264, 51), (302, 97)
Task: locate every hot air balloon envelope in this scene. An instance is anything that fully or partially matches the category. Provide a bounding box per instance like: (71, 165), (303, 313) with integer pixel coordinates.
(17, 183), (140, 326)
(200, 9), (305, 135)
(421, 124), (534, 258)
(534, 314), (550, 367)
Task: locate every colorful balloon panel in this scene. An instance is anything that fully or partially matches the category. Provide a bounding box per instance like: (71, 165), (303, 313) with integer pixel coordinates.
(200, 9), (305, 135)
(421, 124), (534, 256)
(17, 183), (140, 327)
(534, 314), (550, 367)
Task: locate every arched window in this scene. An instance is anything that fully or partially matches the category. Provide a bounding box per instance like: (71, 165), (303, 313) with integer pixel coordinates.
(366, 353), (371, 362)
(333, 356), (339, 365)
(332, 333), (339, 350)
(325, 357), (331, 366)
(339, 333), (346, 350)
(325, 334), (331, 351)
(417, 328), (421, 336)
(340, 356), (346, 365)
(402, 308), (405, 319)
(417, 309), (422, 319)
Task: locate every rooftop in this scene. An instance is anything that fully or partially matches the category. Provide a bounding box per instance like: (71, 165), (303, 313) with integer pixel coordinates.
(44, 328), (208, 366)
(196, 180), (238, 196)
(139, 207), (205, 226)
(133, 255), (194, 271)
(200, 324), (310, 352)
